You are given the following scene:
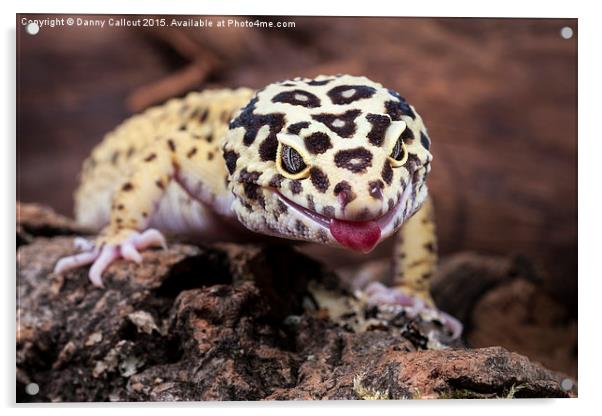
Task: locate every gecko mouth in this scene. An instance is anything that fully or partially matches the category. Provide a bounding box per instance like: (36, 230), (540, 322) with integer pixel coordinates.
(273, 182), (412, 253)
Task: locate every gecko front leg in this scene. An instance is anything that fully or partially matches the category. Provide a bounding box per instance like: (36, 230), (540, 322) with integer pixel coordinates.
(55, 134), (185, 286)
(364, 196), (463, 339)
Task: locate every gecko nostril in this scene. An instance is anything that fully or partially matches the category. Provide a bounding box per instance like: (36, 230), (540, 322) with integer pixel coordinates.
(368, 180), (384, 200)
(333, 180), (356, 208)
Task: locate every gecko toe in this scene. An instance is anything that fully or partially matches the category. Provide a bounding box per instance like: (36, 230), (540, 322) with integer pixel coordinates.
(54, 250), (99, 274)
(365, 282), (423, 310)
(121, 241), (143, 264)
(135, 228), (167, 250)
(88, 246), (119, 287)
(431, 309), (463, 340)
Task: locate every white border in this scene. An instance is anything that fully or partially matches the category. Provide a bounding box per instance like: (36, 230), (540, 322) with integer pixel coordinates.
(3, 0), (600, 414)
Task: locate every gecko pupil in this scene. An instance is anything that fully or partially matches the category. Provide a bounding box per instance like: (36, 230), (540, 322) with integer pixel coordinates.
(390, 138), (405, 161)
(281, 145), (306, 174)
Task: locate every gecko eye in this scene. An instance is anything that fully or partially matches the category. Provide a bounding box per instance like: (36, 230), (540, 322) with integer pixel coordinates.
(277, 144), (310, 179)
(388, 137), (408, 167)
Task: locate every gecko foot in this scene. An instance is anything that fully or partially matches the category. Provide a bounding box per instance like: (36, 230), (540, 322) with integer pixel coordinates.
(54, 229), (167, 288)
(364, 281), (463, 340)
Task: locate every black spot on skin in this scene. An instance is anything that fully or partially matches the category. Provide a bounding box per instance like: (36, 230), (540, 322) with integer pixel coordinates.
(420, 131), (431, 150)
(366, 114), (391, 146)
(412, 167), (423, 186)
(307, 79), (332, 86)
(121, 182), (134, 192)
(167, 139), (176, 152)
(142, 212), (148, 218)
(206, 134), (213, 143)
(385, 91), (416, 120)
(405, 153), (422, 174)
(116, 218), (123, 224)
(243, 182), (259, 200)
(178, 124), (187, 131)
(322, 206), (335, 218)
(312, 110), (360, 138)
(111, 151), (119, 165)
(309, 167), (330, 193)
(223, 150), (239, 175)
(388, 198), (395, 211)
(187, 147), (198, 158)
(317, 229), (329, 243)
(239, 169), (261, 184)
(382, 161), (393, 185)
(277, 200), (288, 214)
(256, 192), (266, 209)
(144, 153), (157, 162)
(304, 132), (333, 155)
(424, 242), (436, 252)
(269, 174), (285, 188)
(117, 204), (124, 210)
(401, 127), (415, 144)
(287, 122), (310, 135)
(221, 110), (231, 122)
(242, 199), (253, 212)
(207, 152), (214, 160)
(199, 109), (209, 122)
(306, 194), (316, 211)
(327, 85), (376, 105)
(333, 181), (356, 208)
(295, 220), (308, 234)
(156, 179), (165, 190)
(369, 180), (385, 199)
(229, 97), (285, 147)
(421, 272), (433, 280)
(259, 135), (278, 161)
(272, 89), (321, 108)
(289, 180), (303, 195)
(127, 147), (135, 158)
(354, 208), (371, 221)
(334, 147), (373, 173)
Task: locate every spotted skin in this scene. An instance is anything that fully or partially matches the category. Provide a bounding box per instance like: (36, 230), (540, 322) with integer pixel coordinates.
(56, 75), (458, 337)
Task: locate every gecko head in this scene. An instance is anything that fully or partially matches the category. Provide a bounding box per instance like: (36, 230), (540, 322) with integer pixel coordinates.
(223, 74), (433, 253)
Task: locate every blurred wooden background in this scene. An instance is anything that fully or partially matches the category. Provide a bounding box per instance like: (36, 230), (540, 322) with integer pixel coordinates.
(17, 15), (577, 312)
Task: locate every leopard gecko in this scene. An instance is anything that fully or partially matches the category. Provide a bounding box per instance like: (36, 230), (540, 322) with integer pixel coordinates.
(54, 74), (461, 338)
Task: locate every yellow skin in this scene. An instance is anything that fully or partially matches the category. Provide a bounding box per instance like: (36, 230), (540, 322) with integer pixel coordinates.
(55, 75), (461, 338)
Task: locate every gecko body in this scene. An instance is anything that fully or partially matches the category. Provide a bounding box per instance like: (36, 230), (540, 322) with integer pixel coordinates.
(56, 74), (461, 338)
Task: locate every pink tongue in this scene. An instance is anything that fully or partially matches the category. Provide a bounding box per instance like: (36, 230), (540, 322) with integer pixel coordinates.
(329, 219), (381, 253)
